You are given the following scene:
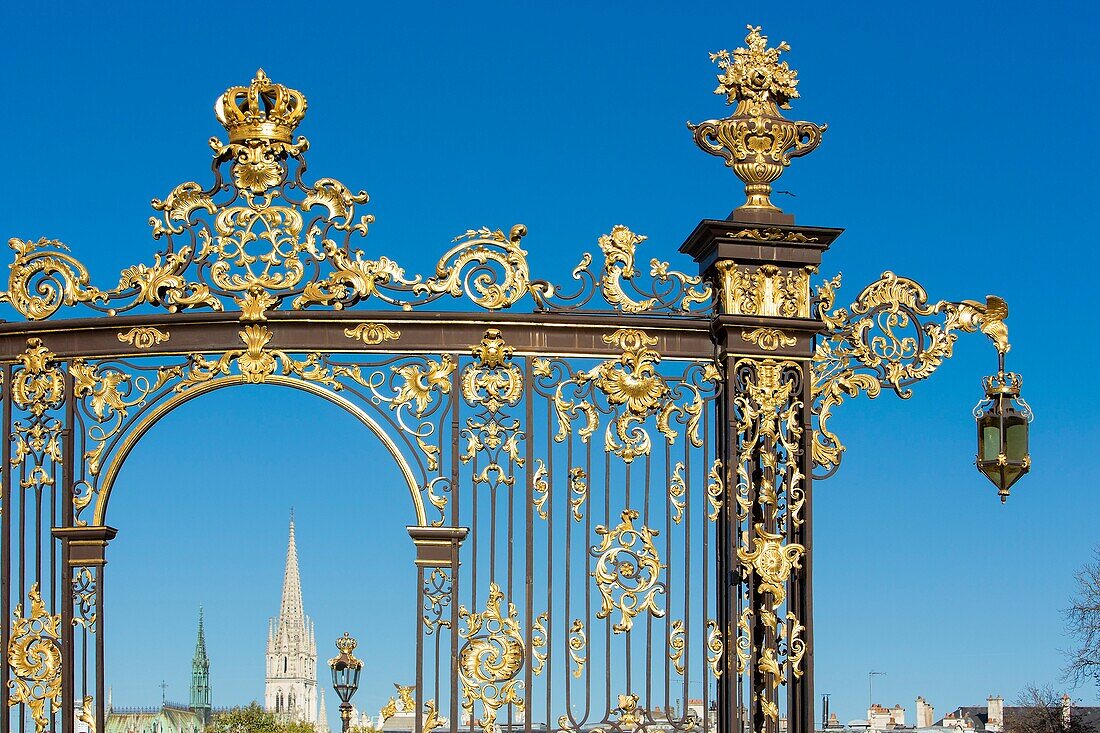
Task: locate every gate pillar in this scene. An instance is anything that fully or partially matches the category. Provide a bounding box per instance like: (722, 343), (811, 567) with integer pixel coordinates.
(52, 525), (118, 733)
(407, 526), (468, 733)
(681, 220), (842, 733)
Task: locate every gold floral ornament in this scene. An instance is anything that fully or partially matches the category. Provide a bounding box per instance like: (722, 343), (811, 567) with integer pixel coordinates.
(555, 329), (706, 463)
(12, 338), (64, 417)
(462, 329), (523, 413)
(741, 327), (796, 351)
(8, 583), (63, 733)
(591, 509), (666, 633)
(344, 322), (400, 345)
(688, 26), (825, 217)
(160, 324), (346, 388)
(117, 326), (170, 349)
(737, 523), (805, 610)
(457, 583), (525, 733)
(811, 272), (1013, 478)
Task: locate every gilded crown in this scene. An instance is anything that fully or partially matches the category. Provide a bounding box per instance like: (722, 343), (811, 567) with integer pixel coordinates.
(215, 70), (307, 144)
(335, 632), (358, 655)
(983, 371), (1023, 397)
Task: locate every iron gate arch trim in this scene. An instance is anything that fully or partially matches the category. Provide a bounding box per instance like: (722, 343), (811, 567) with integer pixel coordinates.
(92, 373), (428, 528)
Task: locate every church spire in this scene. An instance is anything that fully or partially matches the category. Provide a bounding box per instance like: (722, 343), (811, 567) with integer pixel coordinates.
(316, 689), (330, 733)
(279, 512), (305, 634)
(266, 510), (318, 724)
(190, 607), (211, 721)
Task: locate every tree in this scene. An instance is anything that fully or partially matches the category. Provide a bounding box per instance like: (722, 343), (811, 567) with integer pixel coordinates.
(1006, 685), (1088, 733)
(1065, 549), (1100, 686)
(207, 703), (317, 733)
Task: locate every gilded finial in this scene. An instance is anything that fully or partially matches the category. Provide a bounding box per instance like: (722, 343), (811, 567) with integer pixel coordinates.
(688, 25), (826, 222)
(215, 70), (307, 143)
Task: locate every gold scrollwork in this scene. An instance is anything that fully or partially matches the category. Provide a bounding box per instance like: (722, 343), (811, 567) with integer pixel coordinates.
(812, 272), (1012, 476)
(555, 329), (705, 464)
(706, 459), (724, 522)
(463, 330), (523, 412)
(531, 612), (548, 676)
(569, 467), (587, 522)
(532, 459), (549, 520)
(731, 228), (819, 243)
(591, 509), (666, 633)
(8, 583), (62, 733)
(410, 225), (552, 311)
(613, 694), (643, 729)
(669, 619), (686, 674)
(567, 619), (586, 678)
(735, 609), (752, 676)
(161, 325), (345, 388)
(706, 618), (724, 678)
(741, 327), (796, 351)
(457, 583), (525, 733)
(117, 327), (170, 349)
(344, 323), (401, 345)
(546, 225), (712, 314)
(395, 683), (416, 713)
(392, 356), (457, 418)
(786, 612), (806, 679)
(668, 462), (686, 524)
(423, 700), (443, 731)
(1, 72), (712, 321)
(0, 238), (106, 320)
(598, 226), (657, 313)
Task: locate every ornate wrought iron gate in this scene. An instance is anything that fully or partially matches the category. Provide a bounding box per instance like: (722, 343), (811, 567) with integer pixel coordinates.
(1, 27), (1017, 733)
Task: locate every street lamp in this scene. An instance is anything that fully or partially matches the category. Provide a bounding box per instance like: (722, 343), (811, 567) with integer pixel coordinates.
(974, 355), (1033, 503)
(328, 633), (363, 733)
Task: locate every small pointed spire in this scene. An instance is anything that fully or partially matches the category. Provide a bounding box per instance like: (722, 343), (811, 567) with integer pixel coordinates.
(316, 690), (330, 733)
(277, 511), (306, 642)
(193, 606), (209, 664)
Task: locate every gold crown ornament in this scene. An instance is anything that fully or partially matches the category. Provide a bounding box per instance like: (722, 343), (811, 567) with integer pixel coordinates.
(689, 26), (825, 222)
(215, 69), (307, 143)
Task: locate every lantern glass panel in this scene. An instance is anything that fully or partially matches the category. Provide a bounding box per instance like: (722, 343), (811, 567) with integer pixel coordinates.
(1006, 418), (1028, 461)
(980, 422), (1001, 461)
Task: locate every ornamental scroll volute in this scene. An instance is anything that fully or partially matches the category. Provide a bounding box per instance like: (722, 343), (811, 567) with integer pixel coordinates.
(457, 583), (525, 733)
(8, 583), (63, 733)
(811, 271), (1013, 479)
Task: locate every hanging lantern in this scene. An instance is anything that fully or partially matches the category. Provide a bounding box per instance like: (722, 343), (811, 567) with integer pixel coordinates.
(974, 369), (1033, 502)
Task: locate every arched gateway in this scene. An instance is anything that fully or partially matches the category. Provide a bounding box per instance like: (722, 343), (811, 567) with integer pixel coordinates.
(1, 28), (1023, 733)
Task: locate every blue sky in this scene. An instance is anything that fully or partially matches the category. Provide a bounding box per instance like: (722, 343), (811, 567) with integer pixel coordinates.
(2, 0), (1098, 728)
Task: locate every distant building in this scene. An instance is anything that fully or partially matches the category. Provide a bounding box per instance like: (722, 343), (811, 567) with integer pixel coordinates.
(265, 514), (319, 725)
(105, 610), (211, 733)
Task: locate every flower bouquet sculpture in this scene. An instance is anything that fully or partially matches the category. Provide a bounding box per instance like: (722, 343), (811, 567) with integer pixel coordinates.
(689, 25), (826, 222)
